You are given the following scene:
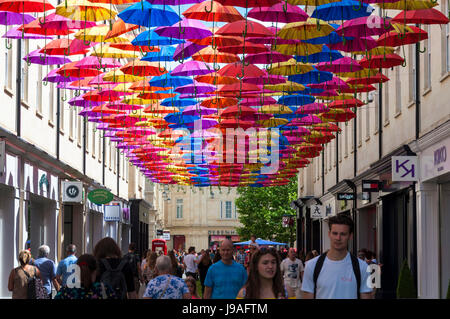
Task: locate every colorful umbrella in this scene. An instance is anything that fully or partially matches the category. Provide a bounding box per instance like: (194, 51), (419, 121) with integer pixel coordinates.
(247, 2), (308, 23)
(182, 1), (245, 22)
(118, 1), (180, 27)
(154, 18), (213, 40)
(55, 0), (118, 22)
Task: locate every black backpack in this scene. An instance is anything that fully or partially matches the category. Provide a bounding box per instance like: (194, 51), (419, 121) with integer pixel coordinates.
(100, 259), (128, 299)
(124, 253), (139, 277)
(313, 252), (361, 299)
(21, 267), (49, 299)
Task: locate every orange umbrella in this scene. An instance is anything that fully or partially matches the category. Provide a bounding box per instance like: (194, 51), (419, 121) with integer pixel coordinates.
(109, 42), (159, 52)
(201, 96), (238, 108)
(183, 1), (245, 23)
(137, 92), (177, 99)
(120, 61), (167, 77)
(91, 105), (125, 114)
(105, 17), (139, 39)
(190, 35), (243, 47)
(129, 80), (166, 92)
(192, 46), (240, 64)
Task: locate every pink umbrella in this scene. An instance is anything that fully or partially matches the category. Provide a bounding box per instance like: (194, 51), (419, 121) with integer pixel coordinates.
(316, 57), (363, 73)
(282, 127), (311, 136)
(39, 12), (97, 30)
(329, 36), (378, 53)
(287, 115), (322, 126)
(310, 89), (339, 97)
(335, 16), (393, 37)
(182, 105), (218, 116)
(245, 51), (292, 64)
(175, 82), (217, 94)
(247, 2), (308, 23)
(308, 77), (349, 90)
(3, 26), (52, 39)
(106, 103), (144, 111)
(75, 56), (121, 69)
(171, 60), (214, 76)
(240, 96), (277, 106)
(44, 68), (77, 83)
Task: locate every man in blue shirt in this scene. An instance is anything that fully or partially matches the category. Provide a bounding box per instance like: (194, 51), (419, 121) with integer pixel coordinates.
(56, 244), (77, 288)
(34, 245), (59, 299)
(204, 240), (247, 299)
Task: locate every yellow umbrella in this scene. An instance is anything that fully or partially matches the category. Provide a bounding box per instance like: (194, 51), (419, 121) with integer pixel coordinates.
(337, 68), (379, 78)
(56, 0), (118, 22)
(103, 70), (145, 83)
(272, 42), (323, 56)
(257, 118), (289, 127)
(353, 46), (395, 56)
(264, 81), (306, 92)
(75, 25), (129, 43)
(113, 83), (134, 92)
(268, 59), (314, 76)
(91, 44), (140, 59)
(259, 104), (293, 114)
(277, 18), (334, 40)
(377, 0), (437, 10)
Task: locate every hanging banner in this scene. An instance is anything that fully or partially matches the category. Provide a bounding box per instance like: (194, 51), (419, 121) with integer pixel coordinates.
(88, 189), (114, 205)
(310, 205), (325, 219)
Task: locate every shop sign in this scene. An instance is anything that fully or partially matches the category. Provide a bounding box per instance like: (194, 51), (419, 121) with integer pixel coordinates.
(392, 156), (419, 182)
(122, 206), (130, 222)
(88, 189), (114, 205)
(162, 230), (170, 241)
(421, 137), (450, 181)
(104, 202), (121, 222)
(211, 235), (227, 241)
(310, 205), (325, 218)
(157, 229), (163, 236)
(39, 174), (49, 192)
(362, 180), (382, 192)
(62, 181), (83, 203)
(337, 192), (355, 200)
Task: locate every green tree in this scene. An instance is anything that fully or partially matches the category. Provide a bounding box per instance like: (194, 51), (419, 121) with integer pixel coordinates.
(396, 260), (417, 299)
(235, 177), (298, 246)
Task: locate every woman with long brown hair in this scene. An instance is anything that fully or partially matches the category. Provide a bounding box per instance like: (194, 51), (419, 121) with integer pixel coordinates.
(237, 248), (294, 299)
(143, 251), (158, 284)
(55, 254), (117, 299)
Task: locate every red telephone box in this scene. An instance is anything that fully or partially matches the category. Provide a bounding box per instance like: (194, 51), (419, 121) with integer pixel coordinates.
(152, 239), (167, 255)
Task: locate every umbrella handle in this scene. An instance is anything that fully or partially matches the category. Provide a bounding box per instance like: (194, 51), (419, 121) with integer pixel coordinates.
(266, 63), (273, 71)
(418, 43), (426, 54)
(383, 16), (391, 30)
(283, 0), (288, 13)
(352, 0), (362, 11)
(159, 64), (166, 73)
(75, 90), (81, 97)
(179, 22), (186, 35)
(205, 0), (214, 13)
(214, 63), (221, 71)
(211, 37), (218, 50)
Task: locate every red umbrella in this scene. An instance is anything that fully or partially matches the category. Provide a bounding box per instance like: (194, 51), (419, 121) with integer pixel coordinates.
(359, 53), (404, 69)
(218, 42), (269, 55)
(218, 63), (266, 78)
(214, 0), (280, 8)
(40, 38), (92, 56)
(215, 20), (273, 38)
(183, 1), (245, 23)
(220, 105), (257, 117)
(56, 62), (102, 78)
(120, 61), (167, 77)
(18, 18), (72, 35)
(321, 108), (356, 122)
(201, 97), (238, 108)
(0, 0), (54, 13)
(377, 26), (428, 47)
(391, 8), (449, 25)
(340, 84), (376, 93)
(346, 73), (389, 85)
(329, 98), (365, 109)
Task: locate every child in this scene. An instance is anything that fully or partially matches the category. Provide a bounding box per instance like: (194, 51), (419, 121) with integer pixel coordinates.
(184, 276), (200, 299)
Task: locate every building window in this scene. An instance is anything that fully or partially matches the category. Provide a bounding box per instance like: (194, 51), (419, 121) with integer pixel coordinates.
(408, 45), (416, 102)
(384, 69), (390, 123)
(49, 66), (55, 123)
(92, 126), (96, 157)
(36, 64), (43, 114)
(60, 101), (65, 132)
(424, 24), (431, 90)
(375, 85), (380, 132)
(176, 199), (183, 219)
(445, 0), (450, 74)
(21, 40), (29, 102)
(98, 129), (102, 160)
(225, 201), (232, 219)
(338, 124), (342, 161)
(358, 101), (362, 146)
(395, 67), (401, 114)
(5, 42), (13, 90)
(344, 122), (348, 157)
(86, 121), (89, 154)
(77, 114), (82, 146)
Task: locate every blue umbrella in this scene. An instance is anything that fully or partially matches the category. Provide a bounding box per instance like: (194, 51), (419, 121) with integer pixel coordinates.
(278, 95), (316, 107)
(311, 0), (374, 21)
(141, 46), (176, 62)
(288, 70), (333, 85)
(118, 2), (180, 28)
(233, 238), (287, 246)
(150, 74), (193, 88)
(294, 45), (343, 63)
(164, 112), (199, 124)
(161, 96), (197, 107)
(132, 29), (185, 47)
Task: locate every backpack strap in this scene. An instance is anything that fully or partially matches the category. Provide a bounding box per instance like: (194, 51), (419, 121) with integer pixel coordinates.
(117, 258), (128, 272)
(313, 253), (327, 299)
(101, 259), (112, 272)
(350, 254), (361, 299)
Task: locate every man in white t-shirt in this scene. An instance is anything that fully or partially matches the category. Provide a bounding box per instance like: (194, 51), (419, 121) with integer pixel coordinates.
(281, 248), (304, 298)
(183, 246), (199, 280)
(301, 214), (373, 299)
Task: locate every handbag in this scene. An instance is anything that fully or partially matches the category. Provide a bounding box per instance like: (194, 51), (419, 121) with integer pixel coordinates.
(158, 276), (172, 299)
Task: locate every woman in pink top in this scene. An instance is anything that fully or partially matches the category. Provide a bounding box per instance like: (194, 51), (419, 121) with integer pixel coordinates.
(185, 276), (200, 299)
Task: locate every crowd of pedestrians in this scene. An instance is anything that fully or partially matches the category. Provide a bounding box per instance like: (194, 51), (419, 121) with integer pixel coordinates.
(7, 214), (378, 299)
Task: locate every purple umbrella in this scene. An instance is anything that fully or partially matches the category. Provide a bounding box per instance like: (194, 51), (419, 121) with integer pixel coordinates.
(336, 16), (393, 38)
(172, 60), (214, 76)
(316, 57), (363, 73)
(240, 96), (277, 106)
(154, 18), (213, 40)
(311, 89), (338, 97)
(175, 82), (216, 94)
(69, 96), (103, 107)
(178, 93), (215, 99)
(23, 49), (72, 65)
(44, 68), (77, 83)
(78, 107), (94, 117)
(147, 0), (204, 4)
(182, 105), (217, 116)
(0, 11), (35, 25)
(185, 118), (218, 130)
(173, 41), (207, 61)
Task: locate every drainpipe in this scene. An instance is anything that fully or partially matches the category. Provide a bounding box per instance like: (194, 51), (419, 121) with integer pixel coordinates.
(354, 107), (357, 177)
(102, 133), (105, 185)
(322, 146), (325, 195)
(83, 118), (86, 175)
(415, 26), (421, 140)
(336, 132), (339, 184)
(117, 147), (120, 196)
(56, 86), (60, 160)
(16, 39), (21, 137)
(379, 70), (383, 159)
